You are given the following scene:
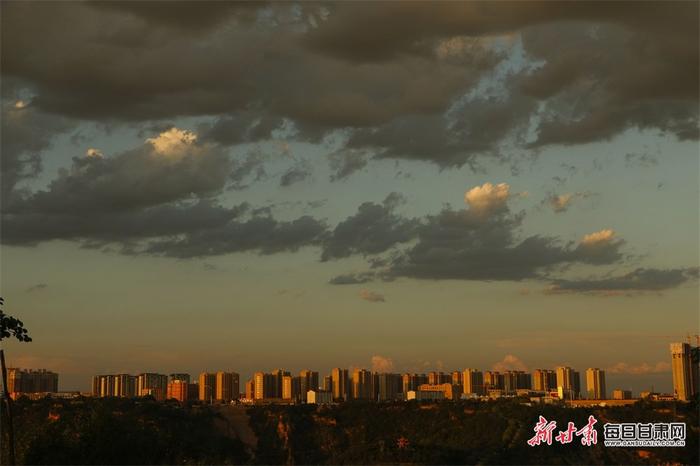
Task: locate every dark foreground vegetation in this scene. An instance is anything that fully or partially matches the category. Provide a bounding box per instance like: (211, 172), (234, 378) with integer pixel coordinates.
(2, 396), (698, 465)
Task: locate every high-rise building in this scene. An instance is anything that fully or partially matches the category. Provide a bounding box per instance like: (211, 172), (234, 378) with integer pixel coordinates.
(612, 389), (632, 400)
(7, 369), (59, 398)
(170, 373), (191, 383)
(502, 371), (531, 393)
(331, 368), (349, 401)
(137, 373), (168, 401)
(402, 373), (428, 394)
(352, 368), (373, 400)
(282, 375), (293, 400)
(670, 342), (699, 401)
(532, 369), (557, 392)
(427, 371), (450, 385)
(254, 372), (266, 400)
(270, 369), (290, 398)
(462, 369), (484, 395)
(167, 379), (190, 402)
(299, 370), (319, 397)
(198, 372), (216, 402)
(451, 371), (462, 386)
(555, 367), (580, 399)
(377, 373), (402, 401)
(484, 371), (503, 391)
(322, 375), (333, 392)
(245, 379), (255, 399)
(585, 368), (606, 400)
(215, 372), (240, 402)
(114, 374), (137, 397)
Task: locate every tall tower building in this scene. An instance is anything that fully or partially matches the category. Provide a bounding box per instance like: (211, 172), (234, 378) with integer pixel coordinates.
(114, 374), (137, 397)
(585, 368), (606, 400)
(555, 367), (580, 399)
(170, 373), (191, 383)
(198, 372), (216, 402)
(484, 371), (503, 391)
(331, 368), (349, 401)
(462, 369), (484, 395)
(137, 373), (168, 400)
(671, 342), (699, 401)
(215, 372), (237, 402)
(254, 372), (266, 400)
(282, 375), (293, 400)
(299, 370), (319, 397)
(352, 368), (372, 400)
(533, 369), (556, 392)
(322, 375), (333, 392)
(245, 379), (255, 399)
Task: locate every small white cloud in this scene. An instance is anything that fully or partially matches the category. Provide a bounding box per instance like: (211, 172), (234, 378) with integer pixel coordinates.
(492, 354), (528, 372)
(550, 193), (573, 212)
(359, 289), (385, 303)
(581, 229), (616, 247)
(371, 355), (394, 372)
(85, 148), (104, 158)
(465, 182), (525, 215)
(146, 127), (197, 155)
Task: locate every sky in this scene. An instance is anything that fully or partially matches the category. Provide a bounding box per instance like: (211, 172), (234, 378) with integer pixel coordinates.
(1, 1), (698, 396)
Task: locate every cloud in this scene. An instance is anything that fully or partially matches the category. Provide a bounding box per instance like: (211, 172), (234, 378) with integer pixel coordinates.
(1, 1), (695, 183)
(543, 191), (594, 213)
(229, 150), (268, 190)
(146, 127), (197, 155)
(371, 355), (395, 372)
(280, 161), (312, 187)
(26, 283), (48, 293)
(546, 267), (699, 296)
(85, 148), (104, 158)
(4, 127), (231, 217)
(328, 272), (376, 285)
(606, 361), (671, 375)
(321, 193), (419, 261)
(143, 213), (327, 258)
(572, 229), (625, 264)
(492, 354), (528, 372)
(1, 102), (74, 201)
(464, 182), (512, 215)
(359, 289), (385, 303)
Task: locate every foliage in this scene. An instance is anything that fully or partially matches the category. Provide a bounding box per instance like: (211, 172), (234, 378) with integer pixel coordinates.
(0, 297), (32, 342)
(247, 399), (699, 465)
(4, 397), (250, 465)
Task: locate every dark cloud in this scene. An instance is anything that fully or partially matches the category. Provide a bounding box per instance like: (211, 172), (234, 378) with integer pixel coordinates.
(3, 1), (694, 174)
(386, 207), (626, 281)
(321, 193), (419, 261)
(143, 214), (327, 258)
(4, 129), (231, 216)
(1, 103), (74, 200)
(280, 161), (312, 187)
(542, 191), (594, 213)
(329, 149), (371, 181)
(229, 150), (268, 190)
(2, 200), (244, 246)
(328, 272), (376, 285)
(546, 267), (699, 295)
(26, 283), (48, 293)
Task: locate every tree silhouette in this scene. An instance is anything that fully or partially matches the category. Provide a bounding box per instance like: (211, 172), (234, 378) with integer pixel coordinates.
(1, 297), (32, 466)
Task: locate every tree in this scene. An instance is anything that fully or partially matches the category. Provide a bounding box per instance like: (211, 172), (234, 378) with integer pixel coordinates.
(1, 297), (32, 466)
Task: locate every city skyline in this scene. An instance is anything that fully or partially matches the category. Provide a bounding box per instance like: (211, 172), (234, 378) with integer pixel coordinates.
(8, 338), (699, 397)
(1, 2), (698, 404)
